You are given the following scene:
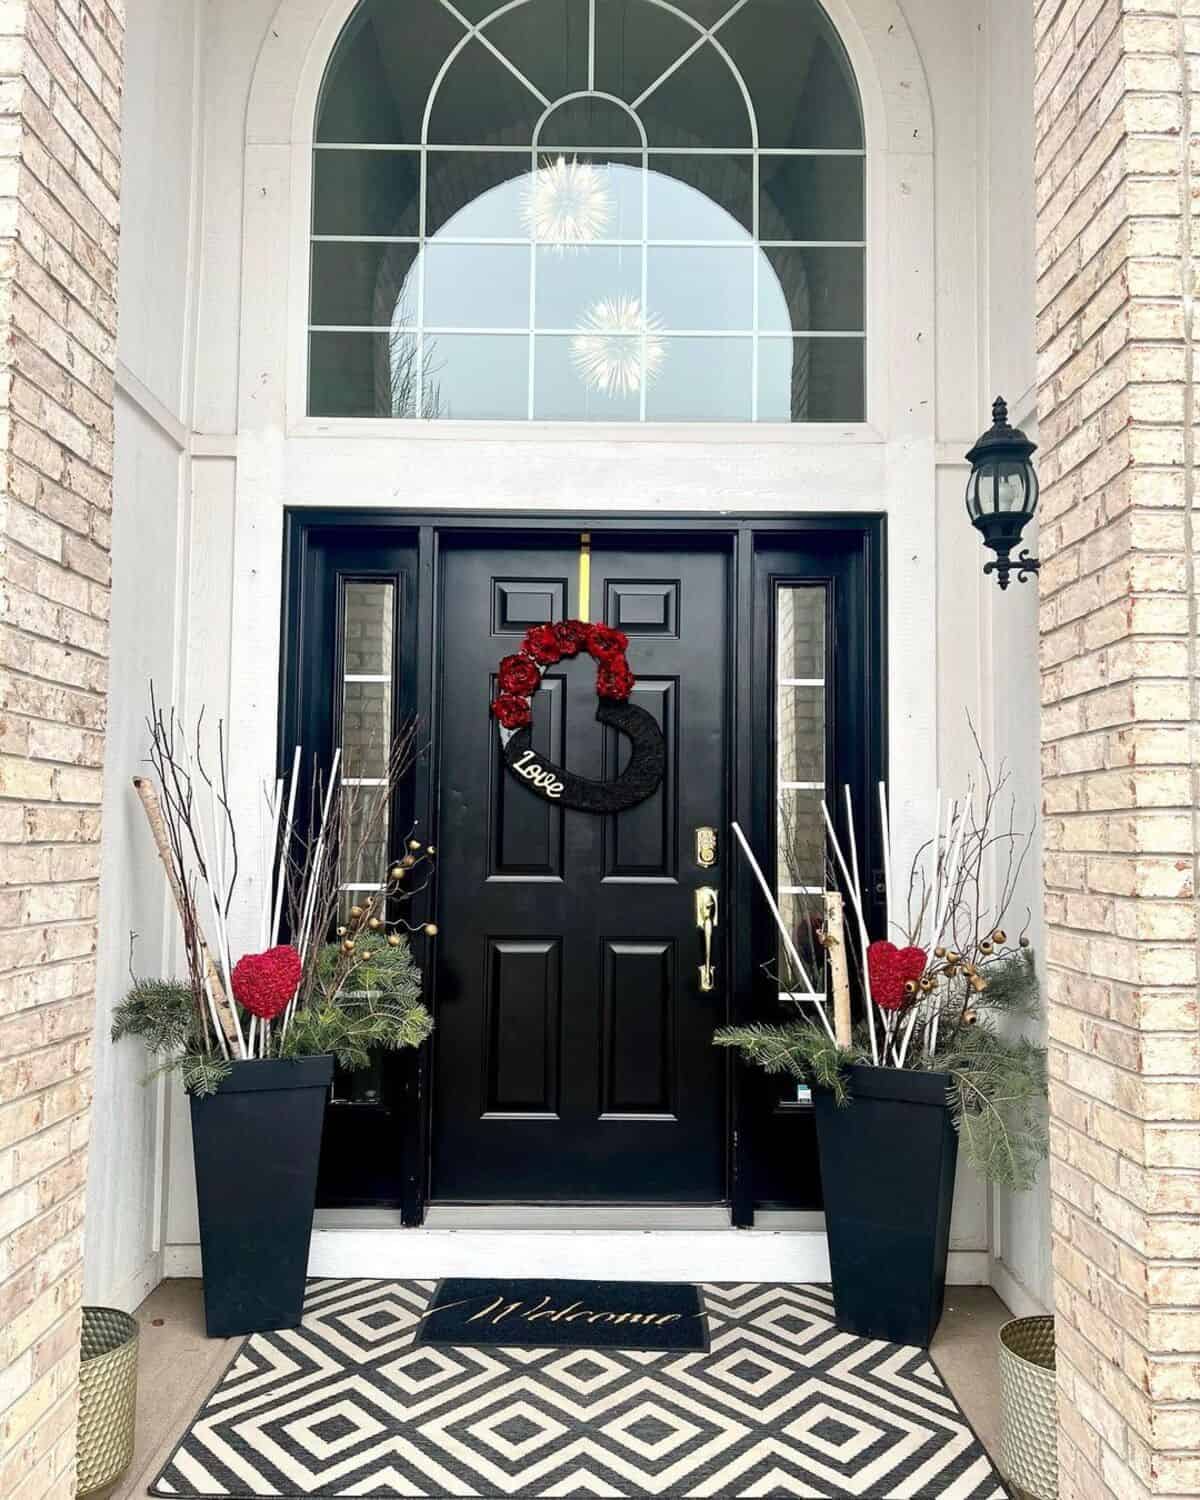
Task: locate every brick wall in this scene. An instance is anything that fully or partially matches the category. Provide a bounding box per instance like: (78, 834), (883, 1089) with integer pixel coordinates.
(1035, 1), (1200, 1496)
(0, 2), (121, 1498)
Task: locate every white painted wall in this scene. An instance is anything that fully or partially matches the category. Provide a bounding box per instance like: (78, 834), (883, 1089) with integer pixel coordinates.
(83, 0), (206, 1311)
(87, 0), (1049, 1291)
(980, 0), (1052, 1316)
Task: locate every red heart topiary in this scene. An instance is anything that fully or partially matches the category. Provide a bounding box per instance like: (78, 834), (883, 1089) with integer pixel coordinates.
(867, 940), (927, 1011)
(231, 945), (302, 1021)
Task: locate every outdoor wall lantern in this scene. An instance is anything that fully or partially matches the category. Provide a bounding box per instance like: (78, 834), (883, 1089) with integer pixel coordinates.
(964, 397), (1040, 590)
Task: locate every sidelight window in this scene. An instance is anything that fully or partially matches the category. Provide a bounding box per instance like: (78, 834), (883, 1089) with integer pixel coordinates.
(333, 579), (398, 1108)
(309, 0), (865, 422)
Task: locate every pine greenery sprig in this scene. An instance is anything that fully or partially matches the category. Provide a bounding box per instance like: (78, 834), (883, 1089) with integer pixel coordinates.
(975, 947), (1040, 1017)
(281, 932), (433, 1071)
(940, 1025), (1047, 1190)
(713, 1021), (865, 1097)
(281, 1000), (433, 1071)
(113, 977), (234, 1095)
(181, 1053), (234, 1097)
(715, 949), (1048, 1191)
(312, 929), (423, 1000)
(112, 978), (201, 1056)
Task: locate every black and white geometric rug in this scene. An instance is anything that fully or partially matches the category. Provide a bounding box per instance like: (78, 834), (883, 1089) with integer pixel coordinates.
(151, 1280), (1008, 1498)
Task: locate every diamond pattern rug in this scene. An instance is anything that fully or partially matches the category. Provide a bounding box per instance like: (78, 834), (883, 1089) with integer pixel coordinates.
(150, 1280), (1008, 1499)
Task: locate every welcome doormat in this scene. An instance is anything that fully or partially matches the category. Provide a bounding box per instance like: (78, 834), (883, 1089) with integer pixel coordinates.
(150, 1280), (1008, 1499)
(415, 1278), (708, 1353)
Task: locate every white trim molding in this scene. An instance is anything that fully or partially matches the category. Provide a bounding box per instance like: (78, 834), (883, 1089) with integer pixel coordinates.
(115, 360), (190, 452)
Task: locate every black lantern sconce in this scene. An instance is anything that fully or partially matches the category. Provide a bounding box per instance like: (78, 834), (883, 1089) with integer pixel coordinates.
(964, 397), (1040, 590)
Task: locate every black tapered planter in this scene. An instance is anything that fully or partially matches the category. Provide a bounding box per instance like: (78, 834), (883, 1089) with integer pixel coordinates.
(190, 1055), (333, 1338)
(812, 1064), (958, 1348)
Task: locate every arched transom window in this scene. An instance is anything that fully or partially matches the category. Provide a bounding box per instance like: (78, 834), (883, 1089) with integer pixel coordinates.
(310, 0), (864, 422)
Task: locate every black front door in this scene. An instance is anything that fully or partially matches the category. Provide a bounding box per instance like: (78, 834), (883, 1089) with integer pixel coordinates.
(281, 513), (886, 1221)
(432, 535), (729, 1202)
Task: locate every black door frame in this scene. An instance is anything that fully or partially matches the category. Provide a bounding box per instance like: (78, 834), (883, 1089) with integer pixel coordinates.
(280, 509), (887, 1226)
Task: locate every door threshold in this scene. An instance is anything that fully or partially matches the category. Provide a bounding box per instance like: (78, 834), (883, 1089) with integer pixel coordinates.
(311, 1207), (826, 1233)
(423, 1204), (736, 1230)
(307, 1213), (836, 1282)
(309, 1206), (828, 1230)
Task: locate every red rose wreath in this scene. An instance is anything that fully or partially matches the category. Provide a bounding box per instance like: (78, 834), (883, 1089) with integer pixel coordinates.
(490, 620), (634, 735)
(489, 620), (664, 814)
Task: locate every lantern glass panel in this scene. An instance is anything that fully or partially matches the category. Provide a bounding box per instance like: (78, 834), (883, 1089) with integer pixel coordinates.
(994, 459), (1029, 513)
(1024, 462), (1040, 515)
(965, 465), (987, 521)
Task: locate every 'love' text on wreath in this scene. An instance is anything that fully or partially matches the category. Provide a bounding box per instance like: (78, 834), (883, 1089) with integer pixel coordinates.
(490, 621), (666, 814)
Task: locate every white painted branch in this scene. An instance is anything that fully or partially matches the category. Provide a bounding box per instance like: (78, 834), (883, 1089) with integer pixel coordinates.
(262, 777), (282, 951)
(934, 803), (968, 951)
(201, 970), (231, 1062)
(877, 780), (893, 939)
(193, 790), (247, 1059)
(843, 785), (863, 920)
(881, 1008), (897, 1065)
(821, 795), (879, 1065)
(928, 799), (951, 949)
(921, 795), (948, 1055)
(283, 748), (342, 1039)
(897, 1002), (924, 1068)
(925, 788), (941, 954)
(206, 783), (239, 1010)
(729, 821), (834, 1042)
(271, 747), (302, 948)
(927, 800), (968, 1061)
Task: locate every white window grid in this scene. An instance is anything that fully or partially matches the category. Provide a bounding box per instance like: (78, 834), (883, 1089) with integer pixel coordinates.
(311, 0), (865, 421)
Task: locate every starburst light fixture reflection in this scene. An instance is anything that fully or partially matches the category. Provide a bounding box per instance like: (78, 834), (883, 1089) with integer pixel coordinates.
(522, 155), (611, 248)
(571, 296), (666, 397)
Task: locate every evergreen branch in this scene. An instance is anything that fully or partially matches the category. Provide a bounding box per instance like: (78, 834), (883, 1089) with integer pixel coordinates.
(112, 978), (201, 1056)
(282, 932), (434, 1069)
(715, 1022), (869, 1103)
(181, 1053), (233, 1098)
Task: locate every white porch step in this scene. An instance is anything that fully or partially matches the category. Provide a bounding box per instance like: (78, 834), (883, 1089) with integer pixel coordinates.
(164, 1211), (989, 1284)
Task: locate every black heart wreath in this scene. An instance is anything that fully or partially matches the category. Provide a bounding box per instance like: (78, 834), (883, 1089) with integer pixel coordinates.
(490, 620), (666, 813)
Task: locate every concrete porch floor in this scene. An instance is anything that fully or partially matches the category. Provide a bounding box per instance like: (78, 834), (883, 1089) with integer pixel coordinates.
(96, 1280), (1013, 1499)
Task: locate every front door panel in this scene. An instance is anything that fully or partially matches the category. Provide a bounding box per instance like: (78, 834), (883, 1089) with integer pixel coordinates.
(432, 536), (728, 1202)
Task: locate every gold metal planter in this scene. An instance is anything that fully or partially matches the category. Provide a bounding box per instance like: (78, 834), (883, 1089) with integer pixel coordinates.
(76, 1306), (139, 1496)
(998, 1315), (1057, 1500)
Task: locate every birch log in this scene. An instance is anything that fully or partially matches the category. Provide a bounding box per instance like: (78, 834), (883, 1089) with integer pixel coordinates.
(132, 776), (240, 1053)
(824, 891), (853, 1047)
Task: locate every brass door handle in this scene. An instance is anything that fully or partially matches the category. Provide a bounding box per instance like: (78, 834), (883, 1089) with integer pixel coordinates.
(695, 886), (718, 992)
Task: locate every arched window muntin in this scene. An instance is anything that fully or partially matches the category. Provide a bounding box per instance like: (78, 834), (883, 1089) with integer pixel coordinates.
(310, 0), (866, 423)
